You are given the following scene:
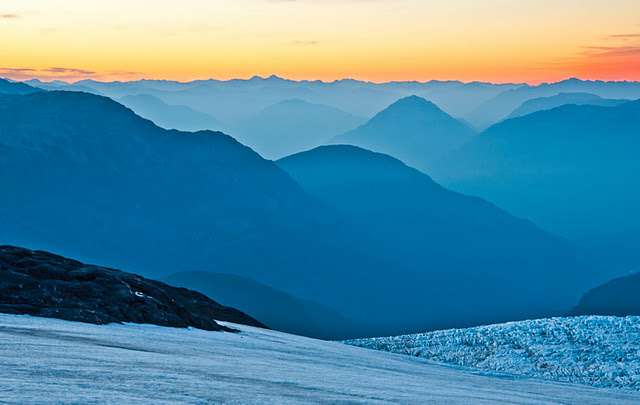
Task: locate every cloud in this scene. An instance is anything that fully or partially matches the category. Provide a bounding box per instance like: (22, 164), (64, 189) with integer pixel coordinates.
(608, 33), (640, 40)
(0, 66), (98, 81)
(582, 46), (640, 58)
(0, 67), (36, 73)
(0, 13), (19, 19)
(44, 67), (97, 75)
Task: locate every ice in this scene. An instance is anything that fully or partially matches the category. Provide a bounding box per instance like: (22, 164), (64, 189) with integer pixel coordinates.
(346, 316), (640, 392)
(0, 314), (638, 404)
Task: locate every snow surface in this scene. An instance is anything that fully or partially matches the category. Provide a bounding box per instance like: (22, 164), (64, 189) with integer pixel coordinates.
(0, 316), (638, 403)
(346, 316), (640, 392)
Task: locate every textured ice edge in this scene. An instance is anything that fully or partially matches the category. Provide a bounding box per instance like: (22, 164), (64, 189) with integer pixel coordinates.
(345, 316), (640, 391)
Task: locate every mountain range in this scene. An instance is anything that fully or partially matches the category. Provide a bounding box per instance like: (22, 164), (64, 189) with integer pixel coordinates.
(232, 98), (364, 159)
(466, 78), (640, 129)
(433, 100), (640, 279)
(434, 100), (640, 239)
(118, 94), (225, 132)
(506, 92), (627, 119)
(278, 145), (590, 332)
(0, 84), (599, 337)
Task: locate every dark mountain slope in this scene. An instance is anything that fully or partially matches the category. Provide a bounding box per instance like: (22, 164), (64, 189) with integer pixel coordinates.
(0, 245), (264, 331)
(0, 78), (39, 95)
(163, 271), (359, 339)
(571, 272), (640, 317)
(331, 96), (475, 173)
(278, 145), (590, 332)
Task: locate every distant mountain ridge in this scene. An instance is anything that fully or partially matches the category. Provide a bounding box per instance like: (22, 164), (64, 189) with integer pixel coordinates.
(507, 92), (627, 119)
(20, 76), (640, 131)
(118, 94), (224, 132)
(233, 98), (365, 159)
(19, 76), (521, 127)
(331, 95), (475, 173)
(434, 100), (640, 239)
(467, 78), (640, 128)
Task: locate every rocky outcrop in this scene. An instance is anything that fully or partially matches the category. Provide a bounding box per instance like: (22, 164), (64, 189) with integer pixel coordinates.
(0, 246), (266, 332)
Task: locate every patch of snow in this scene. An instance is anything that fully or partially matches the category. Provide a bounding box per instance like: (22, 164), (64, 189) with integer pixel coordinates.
(345, 316), (640, 392)
(0, 314), (638, 404)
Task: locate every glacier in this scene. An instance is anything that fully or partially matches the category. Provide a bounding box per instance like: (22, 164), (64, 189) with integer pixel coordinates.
(346, 316), (640, 392)
(0, 314), (639, 403)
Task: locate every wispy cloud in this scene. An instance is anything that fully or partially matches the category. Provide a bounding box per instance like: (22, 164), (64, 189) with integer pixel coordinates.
(44, 67), (97, 75)
(0, 66), (147, 82)
(581, 46), (640, 58)
(0, 66), (97, 82)
(0, 13), (19, 19)
(608, 33), (640, 40)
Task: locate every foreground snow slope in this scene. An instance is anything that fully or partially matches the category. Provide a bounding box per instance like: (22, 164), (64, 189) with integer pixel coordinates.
(346, 316), (640, 392)
(0, 315), (638, 404)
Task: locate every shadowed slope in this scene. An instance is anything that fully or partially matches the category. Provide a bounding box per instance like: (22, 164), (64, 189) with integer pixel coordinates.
(279, 145), (589, 332)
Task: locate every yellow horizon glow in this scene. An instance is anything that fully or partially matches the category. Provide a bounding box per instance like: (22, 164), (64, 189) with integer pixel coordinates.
(1, 0), (639, 84)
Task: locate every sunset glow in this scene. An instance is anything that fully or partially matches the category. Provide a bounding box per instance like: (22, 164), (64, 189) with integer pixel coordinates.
(1, 0), (639, 83)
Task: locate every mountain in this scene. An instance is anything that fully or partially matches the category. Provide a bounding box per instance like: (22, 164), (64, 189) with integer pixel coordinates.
(118, 94), (225, 132)
(59, 77), (520, 127)
(0, 90), (394, 336)
(278, 145), (589, 332)
(0, 245), (264, 330)
(232, 98), (365, 159)
(571, 273), (640, 317)
(163, 271), (358, 339)
(0, 78), (39, 95)
(467, 78), (640, 129)
(434, 100), (640, 240)
(507, 92), (627, 119)
(434, 100), (640, 279)
(331, 96), (475, 173)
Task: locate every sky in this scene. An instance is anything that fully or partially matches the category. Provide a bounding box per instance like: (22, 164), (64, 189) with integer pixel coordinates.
(1, 0), (639, 84)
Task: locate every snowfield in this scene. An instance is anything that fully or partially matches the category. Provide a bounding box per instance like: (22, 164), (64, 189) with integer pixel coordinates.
(0, 315), (639, 404)
(346, 316), (640, 392)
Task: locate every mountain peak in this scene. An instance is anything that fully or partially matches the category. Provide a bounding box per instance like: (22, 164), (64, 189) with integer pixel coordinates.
(331, 95), (475, 173)
(373, 95), (450, 122)
(389, 95), (439, 109)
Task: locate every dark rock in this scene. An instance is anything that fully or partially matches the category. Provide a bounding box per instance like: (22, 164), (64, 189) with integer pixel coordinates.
(0, 246), (266, 332)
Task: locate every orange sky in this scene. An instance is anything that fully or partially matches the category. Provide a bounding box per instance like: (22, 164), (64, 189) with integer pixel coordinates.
(1, 0), (639, 84)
